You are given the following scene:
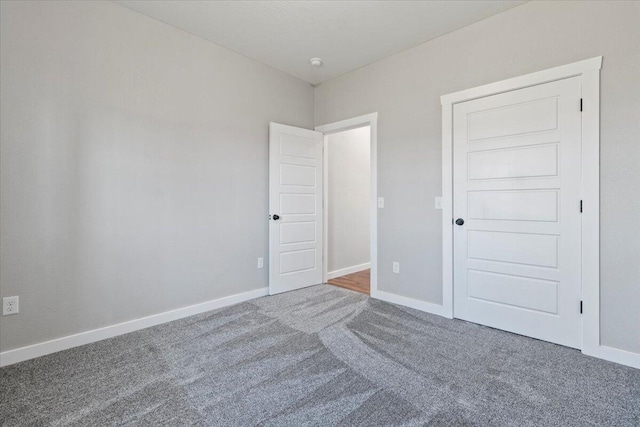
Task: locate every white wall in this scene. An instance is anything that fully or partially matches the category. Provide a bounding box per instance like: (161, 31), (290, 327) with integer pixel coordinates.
(314, 1), (640, 354)
(0, 1), (313, 352)
(327, 127), (370, 274)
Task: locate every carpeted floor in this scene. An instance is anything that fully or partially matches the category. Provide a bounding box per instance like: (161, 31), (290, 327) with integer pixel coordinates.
(1, 285), (639, 426)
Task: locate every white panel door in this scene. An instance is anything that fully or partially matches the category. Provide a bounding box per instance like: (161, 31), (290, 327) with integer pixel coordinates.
(453, 77), (582, 348)
(269, 123), (323, 295)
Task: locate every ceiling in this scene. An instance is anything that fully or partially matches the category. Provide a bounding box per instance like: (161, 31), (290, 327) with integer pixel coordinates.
(116, 1), (526, 85)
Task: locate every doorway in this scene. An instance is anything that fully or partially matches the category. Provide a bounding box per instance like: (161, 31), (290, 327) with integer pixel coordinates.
(317, 113), (378, 296)
(324, 126), (371, 294)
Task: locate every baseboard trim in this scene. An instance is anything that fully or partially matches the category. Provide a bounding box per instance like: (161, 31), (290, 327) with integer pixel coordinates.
(4, 286), (636, 370)
(327, 262), (370, 280)
(372, 290), (444, 317)
(0, 287), (269, 367)
(583, 344), (640, 369)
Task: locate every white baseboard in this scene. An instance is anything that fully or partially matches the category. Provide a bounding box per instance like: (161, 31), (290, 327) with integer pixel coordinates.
(372, 289), (444, 317)
(327, 262), (370, 280)
(4, 285), (637, 371)
(583, 344), (640, 369)
(0, 287), (269, 367)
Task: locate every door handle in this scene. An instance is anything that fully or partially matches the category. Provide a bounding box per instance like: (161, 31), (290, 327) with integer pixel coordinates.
(455, 218), (464, 226)
(272, 214), (280, 221)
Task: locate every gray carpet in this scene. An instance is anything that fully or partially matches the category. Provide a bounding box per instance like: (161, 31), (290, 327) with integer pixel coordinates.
(1, 285), (639, 426)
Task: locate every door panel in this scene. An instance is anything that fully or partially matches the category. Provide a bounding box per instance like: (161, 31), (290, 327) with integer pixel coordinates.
(269, 123), (323, 295)
(280, 164), (316, 186)
(453, 78), (582, 348)
(468, 231), (559, 268)
(467, 144), (559, 180)
(468, 190), (559, 222)
(467, 270), (559, 314)
(280, 193), (316, 214)
(468, 97), (558, 141)
(280, 222), (316, 245)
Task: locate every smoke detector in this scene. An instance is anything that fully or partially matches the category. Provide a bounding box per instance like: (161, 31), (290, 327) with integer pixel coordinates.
(310, 58), (323, 68)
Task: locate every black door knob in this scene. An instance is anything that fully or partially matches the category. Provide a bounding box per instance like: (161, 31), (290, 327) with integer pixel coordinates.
(455, 218), (464, 226)
(272, 214), (280, 221)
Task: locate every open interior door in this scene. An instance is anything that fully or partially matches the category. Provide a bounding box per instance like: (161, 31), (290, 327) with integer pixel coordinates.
(269, 123), (323, 295)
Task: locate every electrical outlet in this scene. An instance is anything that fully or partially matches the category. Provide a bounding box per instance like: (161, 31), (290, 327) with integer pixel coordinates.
(392, 262), (400, 274)
(378, 197), (385, 208)
(257, 257), (264, 269)
(3, 296), (19, 315)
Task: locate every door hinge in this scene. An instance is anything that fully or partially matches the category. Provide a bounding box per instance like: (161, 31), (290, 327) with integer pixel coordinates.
(580, 300), (583, 314)
(580, 200), (583, 213)
(580, 98), (583, 112)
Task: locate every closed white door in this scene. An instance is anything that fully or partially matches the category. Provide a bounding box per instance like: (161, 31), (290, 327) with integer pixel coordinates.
(269, 123), (323, 295)
(453, 77), (582, 348)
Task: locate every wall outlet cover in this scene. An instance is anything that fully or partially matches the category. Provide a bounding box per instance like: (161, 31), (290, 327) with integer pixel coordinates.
(3, 296), (19, 315)
(257, 257), (264, 269)
(392, 262), (400, 274)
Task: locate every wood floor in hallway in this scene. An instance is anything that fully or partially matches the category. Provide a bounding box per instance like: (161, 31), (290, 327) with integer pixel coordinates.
(327, 269), (370, 294)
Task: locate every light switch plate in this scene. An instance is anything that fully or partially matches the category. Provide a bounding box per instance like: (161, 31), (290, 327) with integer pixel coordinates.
(435, 196), (443, 210)
(378, 197), (385, 208)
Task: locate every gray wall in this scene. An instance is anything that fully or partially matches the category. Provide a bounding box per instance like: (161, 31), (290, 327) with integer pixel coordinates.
(327, 127), (371, 273)
(314, 1), (640, 353)
(0, 1), (313, 351)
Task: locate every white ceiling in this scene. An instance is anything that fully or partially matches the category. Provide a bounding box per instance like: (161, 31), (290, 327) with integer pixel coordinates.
(116, 1), (526, 85)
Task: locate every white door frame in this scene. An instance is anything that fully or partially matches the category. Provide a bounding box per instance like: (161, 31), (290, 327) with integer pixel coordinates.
(315, 113), (378, 296)
(442, 57), (638, 369)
